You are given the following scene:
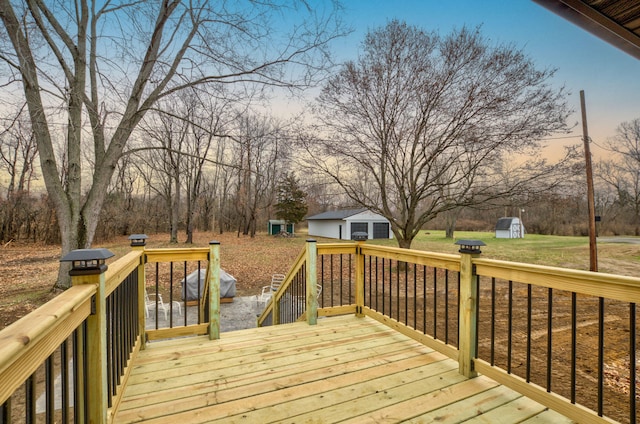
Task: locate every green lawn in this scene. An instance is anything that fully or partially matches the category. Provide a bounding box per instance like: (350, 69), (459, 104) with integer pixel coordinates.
(365, 230), (640, 275)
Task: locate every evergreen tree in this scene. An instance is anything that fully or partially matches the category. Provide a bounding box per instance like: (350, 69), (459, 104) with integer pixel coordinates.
(275, 173), (308, 225)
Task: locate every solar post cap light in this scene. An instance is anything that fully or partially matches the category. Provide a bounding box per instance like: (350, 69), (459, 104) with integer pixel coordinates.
(60, 248), (115, 275)
(454, 239), (486, 254)
(128, 234), (148, 247)
(351, 232), (368, 241)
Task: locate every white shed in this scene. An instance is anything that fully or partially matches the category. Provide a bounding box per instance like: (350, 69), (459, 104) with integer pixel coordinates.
(495, 217), (525, 239)
(306, 209), (393, 240)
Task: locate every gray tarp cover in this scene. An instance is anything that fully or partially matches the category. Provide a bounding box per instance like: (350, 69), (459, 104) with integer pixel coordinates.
(181, 268), (237, 300)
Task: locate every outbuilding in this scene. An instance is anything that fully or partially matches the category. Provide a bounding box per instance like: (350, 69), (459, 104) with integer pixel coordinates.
(268, 219), (294, 235)
(306, 209), (393, 240)
(495, 217), (525, 239)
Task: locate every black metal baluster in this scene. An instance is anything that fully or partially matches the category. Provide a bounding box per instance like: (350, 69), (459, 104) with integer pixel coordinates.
(413, 264), (417, 329)
(571, 292), (577, 403)
(547, 287), (553, 392)
(457, 272), (461, 348)
(375, 257), (379, 311)
(330, 255), (334, 308)
(61, 340), (69, 423)
(527, 284), (532, 383)
(106, 294), (113, 405)
(423, 265), (427, 335)
(381, 259), (385, 315)
(433, 267), (437, 339)
(46, 354), (54, 424)
(321, 255), (325, 309)
(630, 302), (637, 424)
(155, 262), (160, 329)
(389, 261), (400, 322)
(117, 286), (123, 387)
(390, 259), (394, 319)
(169, 262), (174, 327)
(196, 261), (201, 327)
(340, 254), (344, 306)
(475, 275), (480, 358)
(404, 262), (408, 325)
(26, 373), (36, 423)
(490, 277), (496, 366)
(598, 296), (604, 416)
(1, 398), (9, 424)
(348, 254), (352, 303)
(368, 255), (372, 308)
(445, 271), (449, 344)
(507, 280), (513, 374)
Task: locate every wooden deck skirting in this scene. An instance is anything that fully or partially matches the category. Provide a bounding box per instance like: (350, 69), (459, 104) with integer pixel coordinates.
(113, 315), (573, 423)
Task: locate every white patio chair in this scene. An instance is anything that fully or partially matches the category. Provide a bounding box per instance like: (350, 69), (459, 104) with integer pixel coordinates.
(256, 274), (287, 308)
(145, 291), (182, 320)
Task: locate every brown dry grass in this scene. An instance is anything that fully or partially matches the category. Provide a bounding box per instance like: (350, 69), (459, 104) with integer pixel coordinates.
(2, 230), (640, 330)
(0, 231), (311, 330)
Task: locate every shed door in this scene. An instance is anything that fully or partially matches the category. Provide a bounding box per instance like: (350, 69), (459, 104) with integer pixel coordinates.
(372, 222), (389, 239)
(350, 222), (368, 238)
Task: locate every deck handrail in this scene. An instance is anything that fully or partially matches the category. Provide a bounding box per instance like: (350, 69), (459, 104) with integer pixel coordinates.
(257, 242), (311, 326)
(2, 237), (637, 423)
(0, 237), (222, 423)
(473, 257), (640, 303)
(0, 284), (95, 406)
(259, 239), (638, 424)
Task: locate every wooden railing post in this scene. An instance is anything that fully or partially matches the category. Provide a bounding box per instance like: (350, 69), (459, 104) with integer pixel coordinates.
(353, 233), (368, 317)
(129, 234), (147, 349)
(61, 248), (114, 424)
(208, 241), (221, 340)
(306, 239), (318, 325)
(456, 240), (484, 379)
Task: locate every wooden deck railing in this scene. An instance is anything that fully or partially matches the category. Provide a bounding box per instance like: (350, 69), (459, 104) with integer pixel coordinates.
(2, 236), (638, 423)
(258, 239), (639, 424)
(0, 237), (221, 423)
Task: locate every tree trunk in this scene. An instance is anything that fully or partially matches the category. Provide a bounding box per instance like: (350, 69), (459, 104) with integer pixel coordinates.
(170, 171), (180, 243)
(397, 237), (413, 249)
(185, 187), (194, 244)
(444, 209), (459, 239)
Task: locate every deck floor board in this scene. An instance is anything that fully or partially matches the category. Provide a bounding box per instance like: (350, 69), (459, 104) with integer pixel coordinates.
(114, 315), (573, 423)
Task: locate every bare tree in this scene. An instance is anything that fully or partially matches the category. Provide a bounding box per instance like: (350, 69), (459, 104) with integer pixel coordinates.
(0, 105), (39, 242)
(302, 21), (572, 248)
(183, 94), (232, 243)
(0, 105), (38, 196)
(599, 118), (640, 235)
(0, 0), (347, 287)
(232, 113), (288, 237)
(137, 100), (190, 243)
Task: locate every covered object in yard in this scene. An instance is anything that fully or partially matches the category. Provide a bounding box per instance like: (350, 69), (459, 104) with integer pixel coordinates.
(181, 268), (237, 300)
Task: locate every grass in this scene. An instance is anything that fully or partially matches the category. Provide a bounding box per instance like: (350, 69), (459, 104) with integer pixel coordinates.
(365, 230), (640, 275)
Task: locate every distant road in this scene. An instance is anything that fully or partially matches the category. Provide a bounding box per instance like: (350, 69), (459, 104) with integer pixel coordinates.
(597, 237), (640, 244)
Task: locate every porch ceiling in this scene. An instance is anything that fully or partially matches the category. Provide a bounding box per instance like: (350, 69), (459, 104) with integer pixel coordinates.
(533, 0), (640, 60)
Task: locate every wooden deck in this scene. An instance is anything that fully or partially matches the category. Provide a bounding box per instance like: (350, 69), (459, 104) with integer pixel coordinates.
(114, 315), (573, 423)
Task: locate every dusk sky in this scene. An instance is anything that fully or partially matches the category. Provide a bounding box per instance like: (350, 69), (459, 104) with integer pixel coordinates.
(314, 0), (640, 159)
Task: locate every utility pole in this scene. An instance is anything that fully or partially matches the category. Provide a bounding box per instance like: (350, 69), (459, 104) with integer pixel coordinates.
(580, 90), (598, 272)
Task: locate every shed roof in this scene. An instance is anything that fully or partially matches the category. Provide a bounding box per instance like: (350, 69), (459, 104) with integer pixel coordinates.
(306, 208), (367, 221)
(495, 217), (519, 231)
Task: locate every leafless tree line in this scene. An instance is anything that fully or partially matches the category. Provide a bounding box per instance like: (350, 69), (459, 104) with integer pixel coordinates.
(2, 100), (640, 244)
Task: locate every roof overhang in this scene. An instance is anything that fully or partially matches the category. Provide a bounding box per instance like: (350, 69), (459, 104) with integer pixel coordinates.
(533, 0), (640, 60)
